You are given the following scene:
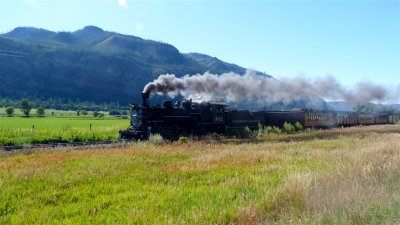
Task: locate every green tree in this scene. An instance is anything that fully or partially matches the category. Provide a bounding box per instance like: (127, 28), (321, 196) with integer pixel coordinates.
(5, 106), (14, 117)
(21, 99), (33, 117)
(109, 110), (121, 116)
(36, 107), (45, 117)
(93, 111), (99, 117)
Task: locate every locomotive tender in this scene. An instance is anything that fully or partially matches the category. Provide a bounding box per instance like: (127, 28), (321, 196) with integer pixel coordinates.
(119, 93), (400, 140)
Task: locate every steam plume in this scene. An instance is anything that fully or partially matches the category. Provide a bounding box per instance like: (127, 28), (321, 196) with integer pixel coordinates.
(143, 70), (398, 105)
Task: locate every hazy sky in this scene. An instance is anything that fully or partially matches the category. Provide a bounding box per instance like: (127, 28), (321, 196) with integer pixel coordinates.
(1, 0), (399, 87)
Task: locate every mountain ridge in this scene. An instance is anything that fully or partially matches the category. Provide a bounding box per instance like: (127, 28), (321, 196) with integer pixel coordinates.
(1, 26), (267, 105)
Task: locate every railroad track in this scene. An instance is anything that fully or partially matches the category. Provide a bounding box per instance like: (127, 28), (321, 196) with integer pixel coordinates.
(0, 140), (129, 152)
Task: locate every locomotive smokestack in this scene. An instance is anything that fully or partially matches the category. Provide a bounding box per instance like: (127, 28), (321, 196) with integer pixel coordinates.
(141, 92), (150, 107)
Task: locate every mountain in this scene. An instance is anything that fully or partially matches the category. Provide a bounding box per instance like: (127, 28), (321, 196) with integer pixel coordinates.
(1, 26), (270, 105)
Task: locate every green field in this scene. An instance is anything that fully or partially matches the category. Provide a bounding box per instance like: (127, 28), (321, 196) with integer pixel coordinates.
(0, 117), (129, 146)
(0, 125), (399, 224)
(0, 107), (110, 117)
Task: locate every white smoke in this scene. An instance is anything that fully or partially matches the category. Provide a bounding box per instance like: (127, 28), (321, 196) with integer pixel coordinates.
(143, 70), (399, 105)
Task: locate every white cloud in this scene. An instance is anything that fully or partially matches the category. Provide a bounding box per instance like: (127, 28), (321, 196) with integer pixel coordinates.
(24, 0), (40, 9)
(118, 0), (127, 9)
(135, 22), (144, 32)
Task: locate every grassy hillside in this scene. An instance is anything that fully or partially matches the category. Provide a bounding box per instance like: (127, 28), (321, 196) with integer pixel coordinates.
(0, 26), (258, 105)
(0, 125), (399, 224)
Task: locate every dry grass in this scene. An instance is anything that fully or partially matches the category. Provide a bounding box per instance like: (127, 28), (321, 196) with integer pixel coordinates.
(0, 125), (399, 224)
(258, 132), (400, 224)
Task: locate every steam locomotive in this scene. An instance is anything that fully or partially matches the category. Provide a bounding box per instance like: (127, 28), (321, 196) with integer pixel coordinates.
(119, 93), (400, 140)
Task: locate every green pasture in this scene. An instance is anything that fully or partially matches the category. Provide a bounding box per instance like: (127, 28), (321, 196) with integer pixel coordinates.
(0, 117), (129, 146)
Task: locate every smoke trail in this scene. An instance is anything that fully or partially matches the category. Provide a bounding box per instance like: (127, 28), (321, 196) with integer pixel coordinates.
(143, 70), (398, 104)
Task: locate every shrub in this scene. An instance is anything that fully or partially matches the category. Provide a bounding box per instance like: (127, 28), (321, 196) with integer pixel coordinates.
(226, 127), (254, 138)
(208, 132), (223, 141)
(266, 126), (273, 133)
(282, 122), (295, 133)
(257, 122), (266, 134)
(149, 134), (164, 145)
(243, 126), (254, 138)
(272, 126), (282, 134)
(178, 136), (189, 143)
(294, 122), (304, 131)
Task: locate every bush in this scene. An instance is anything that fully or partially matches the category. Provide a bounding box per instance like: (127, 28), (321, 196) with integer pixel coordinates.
(243, 126), (254, 138)
(208, 132), (223, 141)
(257, 122), (266, 134)
(226, 126), (254, 138)
(266, 126), (273, 133)
(294, 122), (304, 131)
(272, 126), (282, 134)
(282, 122), (295, 133)
(178, 136), (189, 143)
(149, 134), (164, 145)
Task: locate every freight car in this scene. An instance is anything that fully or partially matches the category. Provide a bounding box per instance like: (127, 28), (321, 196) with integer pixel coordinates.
(254, 108), (337, 128)
(120, 93), (400, 140)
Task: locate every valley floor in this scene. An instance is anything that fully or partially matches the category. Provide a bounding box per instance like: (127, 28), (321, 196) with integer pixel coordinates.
(0, 125), (399, 224)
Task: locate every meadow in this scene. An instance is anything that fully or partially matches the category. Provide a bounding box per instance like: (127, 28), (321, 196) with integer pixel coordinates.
(0, 125), (399, 224)
(0, 117), (129, 146)
(0, 107), (116, 117)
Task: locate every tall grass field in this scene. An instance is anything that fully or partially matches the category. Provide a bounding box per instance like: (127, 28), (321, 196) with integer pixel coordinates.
(0, 125), (399, 224)
(0, 117), (129, 146)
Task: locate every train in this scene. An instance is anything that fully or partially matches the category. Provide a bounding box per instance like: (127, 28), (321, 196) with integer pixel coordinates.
(119, 92), (400, 140)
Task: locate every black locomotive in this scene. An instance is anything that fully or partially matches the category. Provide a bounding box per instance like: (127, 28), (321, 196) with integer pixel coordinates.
(119, 93), (400, 140)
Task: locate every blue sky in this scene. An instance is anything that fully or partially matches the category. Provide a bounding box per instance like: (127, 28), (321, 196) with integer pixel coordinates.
(1, 0), (399, 87)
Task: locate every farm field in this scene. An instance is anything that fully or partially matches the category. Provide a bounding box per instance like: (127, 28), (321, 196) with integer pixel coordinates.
(0, 117), (129, 146)
(0, 107), (111, 117)
(0, 125), (399, 224)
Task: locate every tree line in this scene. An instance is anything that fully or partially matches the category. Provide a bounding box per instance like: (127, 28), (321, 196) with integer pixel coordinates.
(4, 99), (129, 117)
